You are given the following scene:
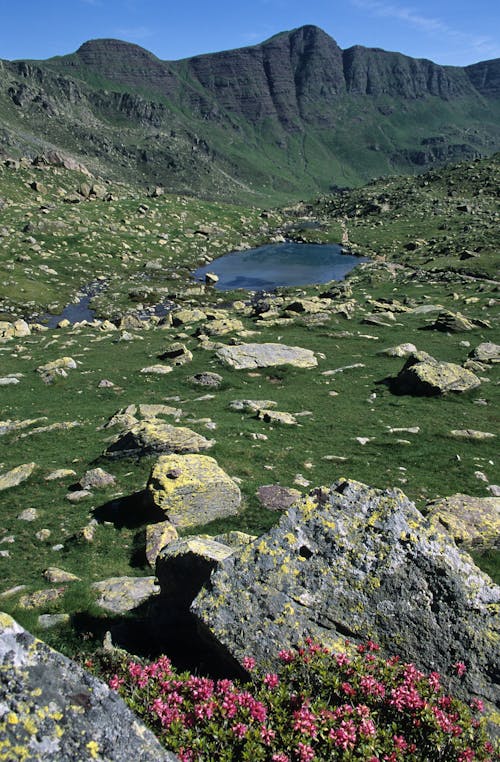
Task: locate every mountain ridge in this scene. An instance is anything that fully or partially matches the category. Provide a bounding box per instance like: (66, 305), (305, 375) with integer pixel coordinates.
(1, 25), (500, 201)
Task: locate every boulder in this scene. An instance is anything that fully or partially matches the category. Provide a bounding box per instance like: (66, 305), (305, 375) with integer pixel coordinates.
(147, 454), (241, 529)
(230, 399), (277, 412)
(156, 536), (234, 606)
(216, 342), (317, 370)
(378, 342), (417, 357)
(105, 421), (214, 458)
(145, 520), (179, 567)
(196, 317), (244, 336)
(0, 462), (37, 491)
(92, 576), (160, 613)
(426, 494), (500, 551)
(172, 308), (207, 326)
(257, 409), (297, 425)
(192, 479), (499, 713)
(394, 353), (481, 395)
(0, 613), (176, 761)
(428, 311), (482, 332)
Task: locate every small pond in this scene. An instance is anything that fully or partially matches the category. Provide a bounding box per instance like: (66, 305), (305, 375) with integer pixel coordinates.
(194, 242), (367, 291)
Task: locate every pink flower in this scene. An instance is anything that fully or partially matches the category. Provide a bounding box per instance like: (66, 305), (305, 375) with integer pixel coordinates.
(242, 655), (256, 671)
(428, 671), (441, 692)
(360, 675), (386, 698)
(454, 661), (467, 677)
(296, 741), (315, 761)
(264, 672), (280, 689)
(393, 734), (407, 750)
(359, 718), (377, 737)
(389, 684), (425, 711)
(272, 754), (290, 762)
(470, 697), (484, 713)
(293, 705), (318, 737)
(108, 674), (124, 691)
(334, 652), (351, 667)
(458, 749), (475, 762)
(279, 649), (296, 663)
(329, 719), (356, 750)
(231, 722), (248, 739)
(260, 726), (276, 745)
(177, 748), (195, 762)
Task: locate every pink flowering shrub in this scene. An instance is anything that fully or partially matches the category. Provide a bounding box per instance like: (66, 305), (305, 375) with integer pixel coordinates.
(91, 639), (496, 761)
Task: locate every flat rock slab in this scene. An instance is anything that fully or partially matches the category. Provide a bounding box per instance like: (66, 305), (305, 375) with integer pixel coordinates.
(426, 494), (500, 551)
(148, 454), (241, 529)
(105, 421), (214, 458)
(92, 576), (160, 613)
(192, 479), (499, 714)
(469, 342), (500, 364)
(216, 342), (317, 370)
(0, 613), (176, 761)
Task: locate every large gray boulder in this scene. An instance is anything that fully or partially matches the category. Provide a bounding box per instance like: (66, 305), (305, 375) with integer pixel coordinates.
(192, 479), (499, 713)
(105, 421), (214, 458)
(0, 613), (177, 761)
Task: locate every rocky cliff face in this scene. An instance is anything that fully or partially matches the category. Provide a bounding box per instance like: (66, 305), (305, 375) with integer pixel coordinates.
(1, 26), (499, 199)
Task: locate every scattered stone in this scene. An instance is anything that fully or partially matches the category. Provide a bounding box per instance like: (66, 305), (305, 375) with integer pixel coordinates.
(92, 576), (160, 613)
(38, 613), (71, 629)
(189, 371), (223, 387)
(19, 588), (65, 609)
(159, 342), (193, 366)
(172, 308), (207, 326)
(230, 399), (277, 412)
(147, 453), (241, 529)
(36, 529), (51, 541)
(0, 613), (175, 760)
(257, 409), (297, 425)
(198, 317), (244, 336)
(36, 356), (77, 379)
(394, 353), (481, 395)
(140, 364), (173, 374)
(79, 467), (116, 491)
(469, 342), (500, 365)
(98, 378), (115, 387)
(205, 272), (219, 285)
(0, 462), (37, 491)
(449, 429), (496, 440)
(429, 311), (480, 332)
(256, 484), (302, 511)
(66, 490), (91, 503)
(426, 494), (500, 551)
(321, 363), (365, 375)
(43, 568), (80, 583)
(17, 508), (38, 522)
(105, 421), (214, 458)
(145, 520), (179, 567)
(216, 342), (317, 370)
(192, 479), (500, 715)
(45, 469), (77, 481)
(0, 585), (26, 599)
(378, 343), (417, 357)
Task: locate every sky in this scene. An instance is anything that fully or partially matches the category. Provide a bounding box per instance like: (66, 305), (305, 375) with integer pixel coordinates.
(1, 0), (499, 67)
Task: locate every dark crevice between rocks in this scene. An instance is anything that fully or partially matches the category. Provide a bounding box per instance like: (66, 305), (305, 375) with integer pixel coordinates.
(93, 491), (164, 529)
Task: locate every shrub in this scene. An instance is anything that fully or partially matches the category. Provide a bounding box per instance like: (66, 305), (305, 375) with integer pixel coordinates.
(89, 639), (496, 761)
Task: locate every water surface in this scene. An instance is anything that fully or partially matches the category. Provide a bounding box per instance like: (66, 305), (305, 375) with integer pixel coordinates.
(194, 242), (366, 291)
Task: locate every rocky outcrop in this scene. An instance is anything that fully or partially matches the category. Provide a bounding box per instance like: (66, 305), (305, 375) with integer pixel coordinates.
(192, 479), (500, 713)
(147, 454), (241, 529)
(0, 613), (177, 761)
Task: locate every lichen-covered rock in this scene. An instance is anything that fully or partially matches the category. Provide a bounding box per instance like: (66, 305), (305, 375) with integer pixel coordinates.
(378, 342), (417, 357)
(172, 308), (207, 326)
(92, 576), (160, 613)
(145, 520), (179, 567)
(148, 454), (241, 529)
(216, 342), (317, 370)
(394, 353), (481, 395)
(105, 421), (214, 458)
(429, 310), (479, 332)
(256, 484), (302, 511)
(0, 462), (37, 491)
(189, 372), (223, 387)
(0, 319), (30, 342)
(36, 357), (77, 374)
(426, 494), (500, 551)
(0, 613), (176, 761)
(230, 399), (277, 412)
(197, 317), (244, 336)
(192, 479), (499, 714)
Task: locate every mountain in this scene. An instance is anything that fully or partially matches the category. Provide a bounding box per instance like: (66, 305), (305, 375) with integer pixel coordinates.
(1, 25), (500, 201)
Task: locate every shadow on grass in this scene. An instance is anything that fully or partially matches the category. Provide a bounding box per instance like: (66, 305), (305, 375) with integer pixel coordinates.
(93, 490), (164, 529)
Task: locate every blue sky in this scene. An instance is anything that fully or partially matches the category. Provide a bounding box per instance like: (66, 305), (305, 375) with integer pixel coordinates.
(1, 0), (499, 66)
